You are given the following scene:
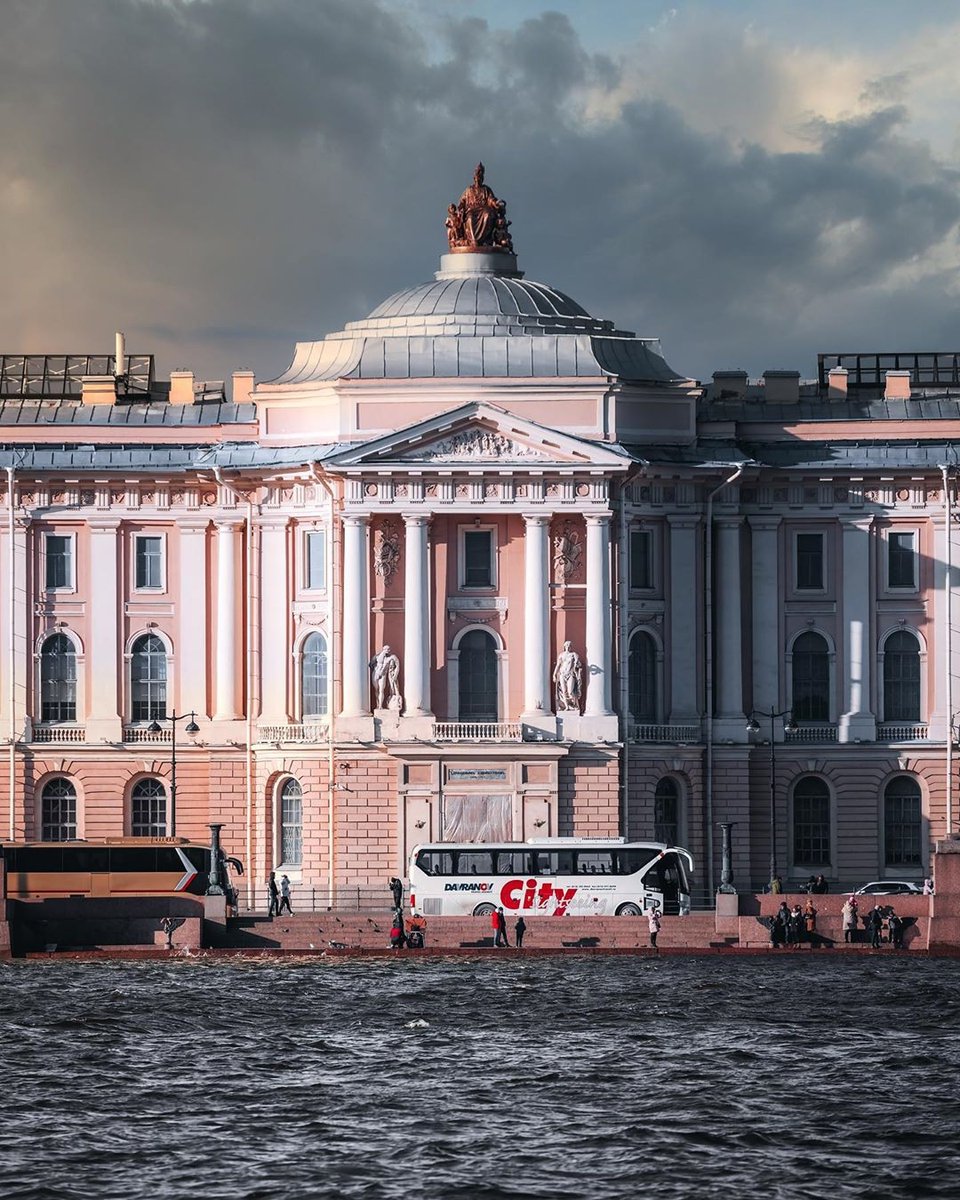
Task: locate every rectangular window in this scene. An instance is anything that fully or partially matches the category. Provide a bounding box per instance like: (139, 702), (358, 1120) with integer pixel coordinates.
(888, 531), (916, 589)
(884, 793), (922, 867)
(304, 530), (326, 590)
(132, 792), (167, 838)
(793, 796), (831, 865)
(463, 530), (493, 588)
(795, 533), (824, 591)
(630, 529), (653, 589)
(45, 534), (74, 591)
(134, 535), (164, 590)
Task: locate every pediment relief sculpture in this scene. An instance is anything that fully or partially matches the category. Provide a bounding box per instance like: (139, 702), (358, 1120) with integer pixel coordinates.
(398, 428), (546, 463)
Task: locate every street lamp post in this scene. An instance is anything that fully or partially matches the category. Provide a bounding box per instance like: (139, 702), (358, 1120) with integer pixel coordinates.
(147, 710), (199, 837)
(746, 706), (797, 888)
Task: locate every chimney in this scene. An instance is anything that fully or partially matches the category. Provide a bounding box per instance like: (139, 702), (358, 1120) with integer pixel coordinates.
(827, 367), (848, 400)
(884, 369), (912, 400)
(114, 331), (126, 378)
(80, 375), (118, 405)
(712, 370), (748, 399)
(231, 370), (255, 405)
(762, 370), (800, 403)
(169, 369), (195, 406)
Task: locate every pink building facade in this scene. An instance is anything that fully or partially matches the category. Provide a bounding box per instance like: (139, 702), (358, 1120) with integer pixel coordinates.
(2, 174), (960, 902)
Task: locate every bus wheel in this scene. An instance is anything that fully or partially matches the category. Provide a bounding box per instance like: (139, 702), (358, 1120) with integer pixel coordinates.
(473, 902), (496, 917)
(616, 903), (642, 917)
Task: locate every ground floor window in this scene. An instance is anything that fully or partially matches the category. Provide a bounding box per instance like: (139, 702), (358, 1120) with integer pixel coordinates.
(131, 778), (167, 837)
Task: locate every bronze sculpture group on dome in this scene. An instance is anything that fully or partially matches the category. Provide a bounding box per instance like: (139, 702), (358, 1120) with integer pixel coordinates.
(446, 163), (514, 254)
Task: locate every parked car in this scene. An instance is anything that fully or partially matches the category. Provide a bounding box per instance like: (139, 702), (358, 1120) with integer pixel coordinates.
(854, 880), (923, 896)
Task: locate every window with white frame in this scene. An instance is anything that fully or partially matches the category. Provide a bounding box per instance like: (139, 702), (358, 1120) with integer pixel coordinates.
(887, 530), (917, 590)
(883, 630), (921, 721)
(45, 533), (75, 591)
(630, 529), (653, 590)
(794, 532), (824, 591)
(279, 778), (303, 866)
(40, 633), (77, 722)
(41, 777), (77, 841)
(130, 633), (167, 721)
(301, 631), (328, 717)
(134, 534), (165, 591)
(461, 528), (495, 589)
(304, 529), (327, 591)
(131, 778), (167, 837)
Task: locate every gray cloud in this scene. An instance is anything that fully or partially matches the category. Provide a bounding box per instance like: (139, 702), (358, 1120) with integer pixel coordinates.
(1, 0), (958, 386)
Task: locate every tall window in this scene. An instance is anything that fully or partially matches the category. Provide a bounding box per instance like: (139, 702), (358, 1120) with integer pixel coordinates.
(131, 778), (167, 837)
(630, 529), (653, 589)
(135, 535), (164, 590)
(45, 534), (74, 590)
(304, 530), (326, 590)
(131, 633), (167, 721)
(280, 778), (303, 866)
(884, 777), (922, 867)
(458, 630), (498, 720)
(791, 632), (830, 722)
(463, 530), (494, 588)
(654, 777), (680, 845)
(40, 633), (77, 722)
(883, 631), (921, 721)
(887, 531), (916, 589)
(628, 631), (657, 723)
(792, 777), (831, 866)
(795, 532), (824, 591)
(41, 778), (77, 841)
(301, 632), (328, 718)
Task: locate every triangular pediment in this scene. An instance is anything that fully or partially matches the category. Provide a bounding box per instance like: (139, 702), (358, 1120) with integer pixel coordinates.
(324, 402), (632, 470)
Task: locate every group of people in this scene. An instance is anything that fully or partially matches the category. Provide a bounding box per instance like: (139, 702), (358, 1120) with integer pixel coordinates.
(769, 893), (910, 949)
(267, 871), (293, 917)
(769, 874), (830, 895)
(490, 906), (527, 948)
(769, 898), (820, 947)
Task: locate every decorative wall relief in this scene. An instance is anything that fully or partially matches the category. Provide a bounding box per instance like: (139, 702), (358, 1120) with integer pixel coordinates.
(553, 519), (583, 584)
(374, 519), (401, 582)
(403, 429), (545, 462)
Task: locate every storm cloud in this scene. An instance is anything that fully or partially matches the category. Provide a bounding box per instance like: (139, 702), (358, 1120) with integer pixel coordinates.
(1, 0), (958, 385)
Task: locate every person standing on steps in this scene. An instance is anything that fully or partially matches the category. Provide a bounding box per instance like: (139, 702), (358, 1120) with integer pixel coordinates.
(515, 916), (527, 949)
(389, 876), (404, 911)
(278, 873), (293, 915)
(494, 907), (510, 947)
(841, 897), (857, 944)
(267, 871), (280, 918)
(648, 903), (662, 951)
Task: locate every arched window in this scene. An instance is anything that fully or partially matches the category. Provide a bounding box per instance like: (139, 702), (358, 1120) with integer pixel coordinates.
(791, 632), (830, 722)
(884, 777), (922, 867)
(792, 776), (831, 867)
(40, 633), (77, 722)
(131, 633), (167, 722)
(279, 778), (303, 866)
(301, 632), (328, 718)
(41, 778), (77, 841)
(131, 778), (167, 837)
(628, 631), (657, 723)
(883, 631), (921, 722)
(654, 777), (680, 845)
(458, 630), (498, 721)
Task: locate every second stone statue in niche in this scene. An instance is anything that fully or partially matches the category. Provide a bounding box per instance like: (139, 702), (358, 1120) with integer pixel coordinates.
(553, 641), (583, 713)
(370, 645), (402, 711)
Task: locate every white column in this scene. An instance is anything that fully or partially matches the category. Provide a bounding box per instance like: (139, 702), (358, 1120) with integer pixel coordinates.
(523, 514), (553, 717)
(839, 516), (876, 742)
(340, 514), (371, 718)
(585, 513), (613, 716)
(259, 519), (290, 724)
(178, 522), (209, 719)
(87, 520), (121, 739)
(749, 516), (781, 717)
(714, 516), (746, 735)
(403, 514), (432, 717)
(214, 520), (242, 721)
(667, 515), (700, 723)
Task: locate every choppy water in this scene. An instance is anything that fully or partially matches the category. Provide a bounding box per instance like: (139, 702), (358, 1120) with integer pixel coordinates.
(2, 955), (958, 1199)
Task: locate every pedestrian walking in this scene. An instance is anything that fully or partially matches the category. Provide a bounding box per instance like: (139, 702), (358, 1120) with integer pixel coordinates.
(841, 898), (857, 944)
(515, 916), (527, 949)
(389, 876), (404, 911)
(494, 906), (510, 947)
(648, 903), (662, 950)
(267, 871), (280, 918)
(277, 873), (293, 915)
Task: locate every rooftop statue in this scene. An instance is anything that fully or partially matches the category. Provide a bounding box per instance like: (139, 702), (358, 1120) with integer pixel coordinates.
(446, 163), (514, 254)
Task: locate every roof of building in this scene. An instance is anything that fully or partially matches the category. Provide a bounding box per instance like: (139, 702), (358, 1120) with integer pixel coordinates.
(0, 401), (256, 426)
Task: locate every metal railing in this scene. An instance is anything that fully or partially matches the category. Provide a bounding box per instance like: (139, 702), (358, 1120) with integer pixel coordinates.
(31, 726), (87, 744)
(256, 723), (331, 745)
(240, 885), (393, 915)
(627, 723), (700, 743)
(432, 721), (522, 742)
(785, 725), (838, 744)
(877, 723), (929, 742)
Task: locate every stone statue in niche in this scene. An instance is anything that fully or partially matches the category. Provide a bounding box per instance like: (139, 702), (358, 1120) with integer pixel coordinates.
(553, 520), (583, 584)
(370, 645), (402, 711)
(446, 163), (514, 254)
(553, 641), (583, 713)
(374, 520), (401, 582)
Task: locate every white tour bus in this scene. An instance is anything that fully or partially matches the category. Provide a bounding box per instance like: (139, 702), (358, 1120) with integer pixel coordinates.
(408, 838), (693, 918)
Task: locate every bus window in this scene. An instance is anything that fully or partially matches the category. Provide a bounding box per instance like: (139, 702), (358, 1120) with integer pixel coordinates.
(495, 851), (531, 874)
(575, 851), (614, 874)
(456, 850), (494, 875)
(182, 846), (212, 871)
(614, 848), (660, 876)
(61, 847), (110, 873)
(109, 847), (157, 872)
(156, 847), (187, 872)
(532, 850), (574, 875)
(415, 850), (454, 876)
(13, 847), (64, 872)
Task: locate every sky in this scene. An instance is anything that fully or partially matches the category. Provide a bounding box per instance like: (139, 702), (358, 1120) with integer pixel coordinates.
(2, 0), (960, 387)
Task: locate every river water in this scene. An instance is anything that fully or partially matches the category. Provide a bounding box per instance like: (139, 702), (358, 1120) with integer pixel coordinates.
(2, 954), (958, 1199)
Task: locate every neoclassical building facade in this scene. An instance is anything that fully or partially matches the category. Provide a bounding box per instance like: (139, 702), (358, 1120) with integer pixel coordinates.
(2, 170), (958, 902)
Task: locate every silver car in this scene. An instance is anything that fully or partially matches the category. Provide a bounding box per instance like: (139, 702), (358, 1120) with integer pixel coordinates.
(854, 880), (924, 896)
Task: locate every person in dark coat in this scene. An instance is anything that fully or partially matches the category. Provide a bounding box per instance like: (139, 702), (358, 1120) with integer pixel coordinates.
(515, 916), (527, 949)
(788, 904), (804, 946)
(390, 909), (406, 949)
(888, 910), (904, 950)
(389, 876), (403, 911)
(267, 871), (280, 918)
(494, 907), (510, 947)
(811, 874), (829, 894)
(866, 904), (884, 949)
